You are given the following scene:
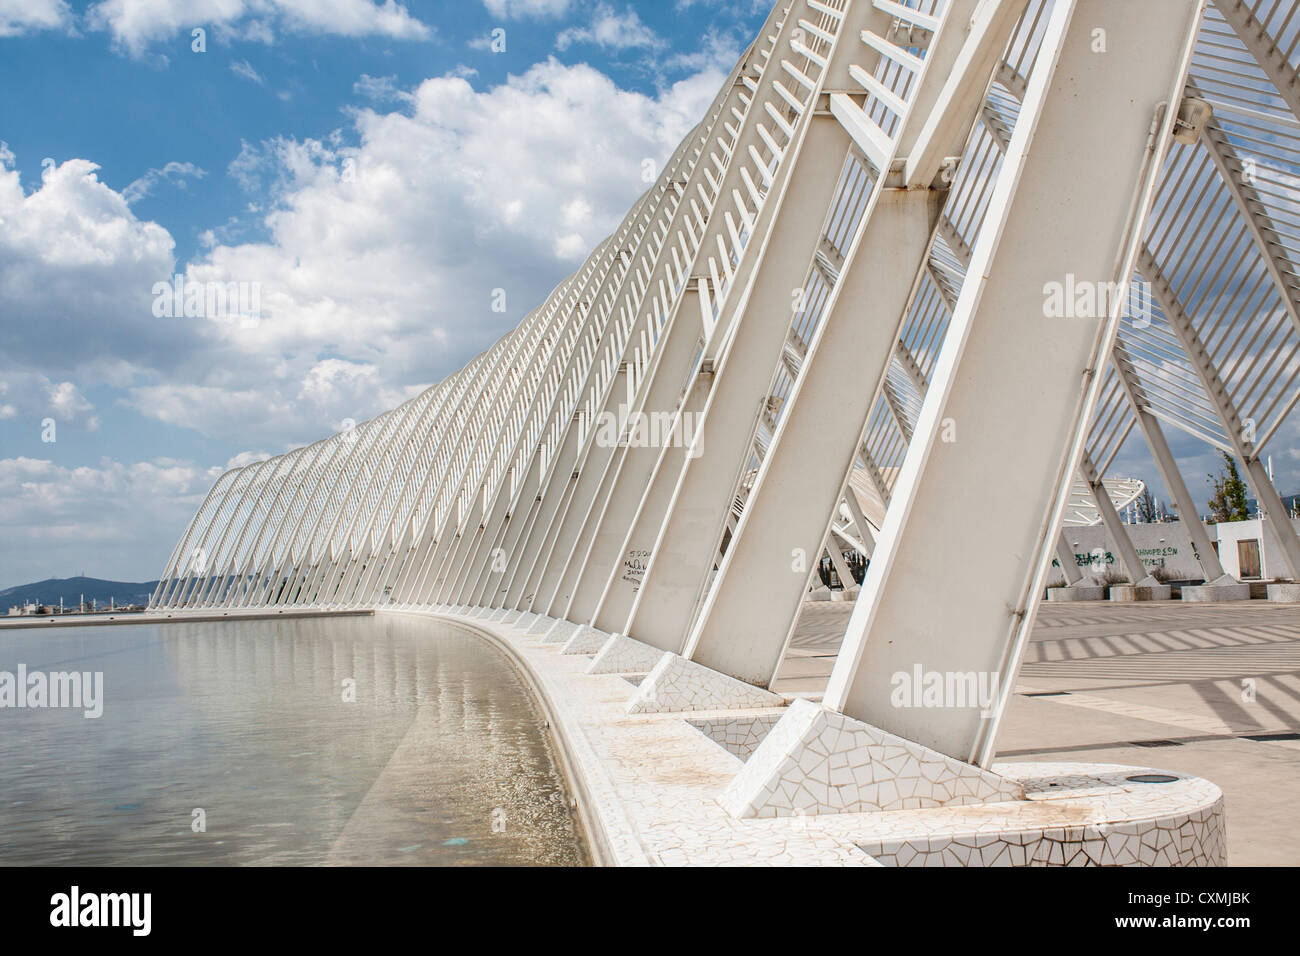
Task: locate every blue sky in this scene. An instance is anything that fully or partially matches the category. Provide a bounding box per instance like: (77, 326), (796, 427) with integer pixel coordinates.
(0, 0), (771, 587)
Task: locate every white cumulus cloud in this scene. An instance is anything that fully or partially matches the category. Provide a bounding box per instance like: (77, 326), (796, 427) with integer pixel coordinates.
(0, 456), (215, 584)
(0, 55), (732, 579)
(0, 148), (183, 377)
(483, 0), (573, 19)
(556, 4), (663, 52)
(86, 0), (430, 58)
(0, 0), (71, 37)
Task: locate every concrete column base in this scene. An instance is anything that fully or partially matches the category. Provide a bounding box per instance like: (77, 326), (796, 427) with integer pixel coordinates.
(524, 614), (556, 636)
(560, 625), (611, 655)
(513, 611), (540, 630)
(586, 634), (666, 674)
(718, 699), (1024, 818)
(1047, 584), (1106, 602)
(1109, 584), (1172, 602)
(1267, 582), (1300, 603)
(1182, 576), (1251, 602)
(627, 653), (785, 714)
(541, 619), (579, 645)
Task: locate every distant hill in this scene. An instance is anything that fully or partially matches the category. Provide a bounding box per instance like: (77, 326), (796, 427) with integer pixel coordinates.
(0, 577), (160, 609)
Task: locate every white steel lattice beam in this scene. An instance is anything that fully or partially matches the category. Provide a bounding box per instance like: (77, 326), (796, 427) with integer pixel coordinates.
(668, 0), (1024, 679)
(823, 0), (1205, 764)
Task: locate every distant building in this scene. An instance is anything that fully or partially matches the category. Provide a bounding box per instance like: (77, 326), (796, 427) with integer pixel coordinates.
(1211, 518), (1300, 582)
(7, 603), (50, 616)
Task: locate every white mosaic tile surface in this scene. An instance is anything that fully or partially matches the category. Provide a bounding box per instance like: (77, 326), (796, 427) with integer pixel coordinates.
(561, 624), (611, 655)
(857, 764), (1224, 866)
(587, 634), (667, 674)
(719, 699), (1025, 819)
(628, 653), (786, 714)
(689, 714), (785, 761)
(399, 609), (1225, 867)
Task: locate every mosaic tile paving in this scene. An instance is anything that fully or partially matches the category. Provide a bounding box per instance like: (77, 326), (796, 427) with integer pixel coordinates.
(399, 610), (1225, 867)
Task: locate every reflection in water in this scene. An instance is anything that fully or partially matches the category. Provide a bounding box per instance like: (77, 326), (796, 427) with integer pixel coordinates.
(0, 616), (588, 866)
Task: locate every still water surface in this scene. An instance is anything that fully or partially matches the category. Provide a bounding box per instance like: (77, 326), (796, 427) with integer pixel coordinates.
(0, 615), (588, 865)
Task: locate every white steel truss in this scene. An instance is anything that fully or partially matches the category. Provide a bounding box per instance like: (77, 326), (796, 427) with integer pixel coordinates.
(153, 0), (1300, 766)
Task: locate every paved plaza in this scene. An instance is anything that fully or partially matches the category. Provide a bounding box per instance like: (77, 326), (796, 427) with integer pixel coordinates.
(776, 600), (1300, 865)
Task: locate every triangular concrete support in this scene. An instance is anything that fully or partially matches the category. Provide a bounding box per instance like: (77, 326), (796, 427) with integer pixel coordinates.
(525, 614), (556, 636)
(560, 624), (611, 655)
(627, 653), (785, 714)
(541, 619), (579, 645)
(586, 634), (667, 674)
(718, 699), (1024, 819)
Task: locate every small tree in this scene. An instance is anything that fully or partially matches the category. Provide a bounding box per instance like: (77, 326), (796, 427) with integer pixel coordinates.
(1206, 452), (1250, 523)
(1136, 487), (1158, 523)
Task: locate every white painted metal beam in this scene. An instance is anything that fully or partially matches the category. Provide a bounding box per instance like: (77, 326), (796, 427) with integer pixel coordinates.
(824, 0), (1204, 765)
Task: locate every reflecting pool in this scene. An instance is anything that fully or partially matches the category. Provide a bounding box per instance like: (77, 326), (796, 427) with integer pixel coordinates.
(0, 615), (588, 866)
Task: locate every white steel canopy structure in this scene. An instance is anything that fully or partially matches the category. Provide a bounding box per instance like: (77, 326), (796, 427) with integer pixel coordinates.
(154, 0), (1300, 768)
(1060, 477), (1146, 527)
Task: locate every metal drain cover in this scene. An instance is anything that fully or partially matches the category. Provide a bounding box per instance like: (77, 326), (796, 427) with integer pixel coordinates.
(1126, 773), (1179, 784)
